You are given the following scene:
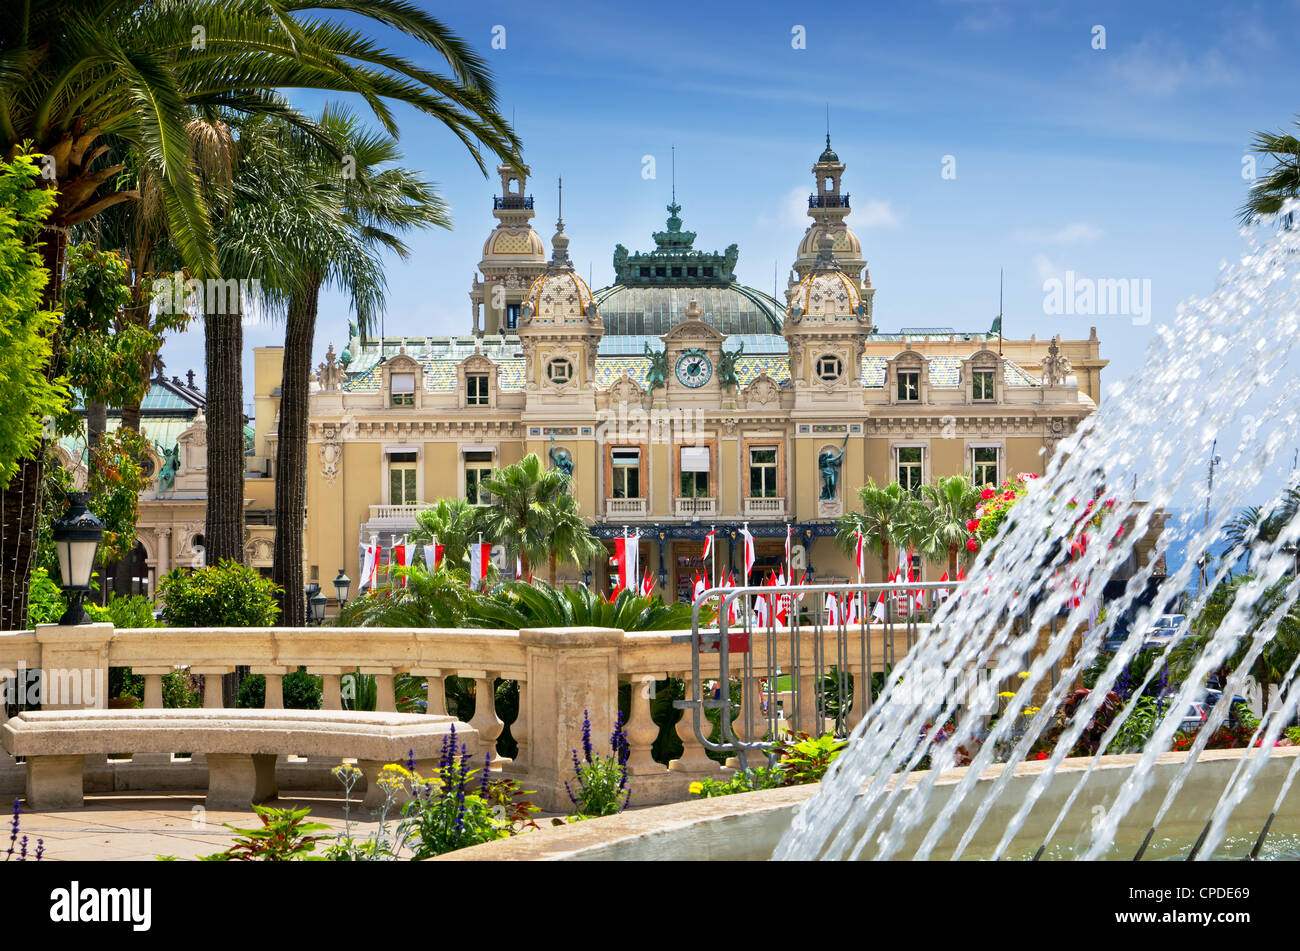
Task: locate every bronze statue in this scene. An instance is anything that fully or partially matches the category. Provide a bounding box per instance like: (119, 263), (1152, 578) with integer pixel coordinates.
(645, 342), (669, 391)
(818, 434), (848, 501)
(718, 341), (744, 390)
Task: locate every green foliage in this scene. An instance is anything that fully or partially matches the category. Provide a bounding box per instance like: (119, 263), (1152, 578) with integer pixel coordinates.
(1238, 119), (1300, 225)
(409, 498), (488, 570)
(157, 560), (281, 627)
(199, 805), (330, 861)
(0, 149), (67, 485)
(334, 563), (485, 628)
(483, 579), (704, 632)
(163, 671), (201, 709)
(565, 710), (631, 818)
(59, 244), (142, 426)
(85, 592), (160, 629)
(340, 668), (377, 712)
(26, 567), (65, 625)
(1106, 695), (1171, 754)
(236, 669), (322, 709)
(476, 454), (595, 578)
(690, 767), (783, 798)
(85, 428), (151, 564)
(770, 732), (848, 786)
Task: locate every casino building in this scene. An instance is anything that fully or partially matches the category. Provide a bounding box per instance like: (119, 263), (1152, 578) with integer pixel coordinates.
(274, 140), (1107, 600)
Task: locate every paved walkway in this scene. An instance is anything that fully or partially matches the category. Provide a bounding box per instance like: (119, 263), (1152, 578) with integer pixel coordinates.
(13, 791), (449, 861)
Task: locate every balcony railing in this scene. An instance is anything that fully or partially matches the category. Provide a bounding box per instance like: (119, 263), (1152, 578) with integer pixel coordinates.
(606, 497), (647, 517)
(494, 195), (534, 210)
(808, 194), (850, 208)
(744, 496), (786, 518)
(674, 496), (717, 518)
(367, 503), (424, 523)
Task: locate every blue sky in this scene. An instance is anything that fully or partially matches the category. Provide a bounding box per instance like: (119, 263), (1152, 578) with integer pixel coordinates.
(158, 0), (1300, 432)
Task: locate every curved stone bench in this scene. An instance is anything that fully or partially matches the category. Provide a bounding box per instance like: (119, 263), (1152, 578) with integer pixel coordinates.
(1, 709), (478, 811)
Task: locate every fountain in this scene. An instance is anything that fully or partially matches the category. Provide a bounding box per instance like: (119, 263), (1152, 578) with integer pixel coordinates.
(775, 204), (1300, 861)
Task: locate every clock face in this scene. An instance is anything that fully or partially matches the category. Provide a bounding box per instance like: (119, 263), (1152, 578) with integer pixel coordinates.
(675, 351), (713, 388)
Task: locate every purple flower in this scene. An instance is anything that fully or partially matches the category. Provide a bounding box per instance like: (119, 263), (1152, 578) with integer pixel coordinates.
(405, 748), (417, 772)
(581, 710), (594, 764)
(479, 751), (492, 797)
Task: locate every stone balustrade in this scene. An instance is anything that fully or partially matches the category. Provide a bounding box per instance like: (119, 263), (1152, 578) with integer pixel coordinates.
(0, 619), (925, 811)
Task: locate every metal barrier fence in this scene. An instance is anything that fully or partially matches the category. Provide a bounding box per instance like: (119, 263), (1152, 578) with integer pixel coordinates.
(676, 581), (962, 770)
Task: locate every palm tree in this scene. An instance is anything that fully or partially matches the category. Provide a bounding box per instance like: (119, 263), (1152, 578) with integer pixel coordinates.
(1238, 118), (1300, 227)
(477, 454), (570, 579)
(836, 478), (909, 580)
(409, 498), (489, 571)
(915, 476), (983, 577)
(542, 491), (605, 586)
(264, 107), (448, 624)
(0, 0), (523, 627)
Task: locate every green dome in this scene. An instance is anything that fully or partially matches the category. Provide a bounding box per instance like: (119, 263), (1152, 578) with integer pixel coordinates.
(593, 283), (784, 336)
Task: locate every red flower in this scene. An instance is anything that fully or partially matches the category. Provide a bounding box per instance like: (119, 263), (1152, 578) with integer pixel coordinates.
(1003, 490), (1016, 500)
(981, 488), (996, 500)
(966, 538), (979, 552)
(1034, 752), (1048, 760)
(966, 519), (980, 533)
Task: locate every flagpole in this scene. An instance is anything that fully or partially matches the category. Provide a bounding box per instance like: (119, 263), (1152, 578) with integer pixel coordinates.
(710, 523), (717, 589)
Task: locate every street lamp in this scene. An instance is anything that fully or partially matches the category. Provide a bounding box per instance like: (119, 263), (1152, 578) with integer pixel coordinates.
(333, 569), (351, 606)
(51, 492), (104, 625)
(658, 566), (668, 592)
(582, 568), (592, 588)
(309, 590), (328, 625)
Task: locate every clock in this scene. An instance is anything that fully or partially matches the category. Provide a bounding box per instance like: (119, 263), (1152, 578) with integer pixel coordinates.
(675, 350), (713, 388)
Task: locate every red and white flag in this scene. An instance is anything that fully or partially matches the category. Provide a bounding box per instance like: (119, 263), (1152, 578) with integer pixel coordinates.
(702, 530), (717, 562)
(468, 542), (491, 590)
(390, 541), (413, 589)
(872, 571), (893, 623)
(359, 542), (380, 593)
(641, 569), (655, 598)
(725, 573), (741, 626)
(826, 592), (841, 626)
(615, 531), (640, 592)
(739, 527), (756, 581)
(936, 571), (951, 602)
(422, 543), (443, 572)
(785, 525), (793, 576)
(854, 532), (866, 582)
(693, 571), (707, 602)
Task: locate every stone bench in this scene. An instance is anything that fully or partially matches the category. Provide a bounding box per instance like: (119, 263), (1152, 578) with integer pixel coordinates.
(1, 709), (478, 811)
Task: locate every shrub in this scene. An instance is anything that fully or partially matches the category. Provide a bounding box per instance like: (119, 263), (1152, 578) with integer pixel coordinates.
(236, 669), (322, 709)
(27, 567), (65, 625)
(690, 767), (783, 799)
(157, 560), (280, 627)
(199, 806), (330, 861)
(163, 671), (201, 708)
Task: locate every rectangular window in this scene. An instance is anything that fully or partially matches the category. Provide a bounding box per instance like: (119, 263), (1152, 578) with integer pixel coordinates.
(388, 451), (418, 505)
(896, 446), (923, 492)
(680, 445), (710, 497)
(611, 448), (641, 499)
(391, 372), (416, 406)
(505, 303), (520, 330)
(467, 374), (489, 406)
(972, 369), (995, 401)
(465, 451), (494, 505)
(972, 446), (1000, 486)
(897, 370), (920, 402)
(748, 447), (778, 498)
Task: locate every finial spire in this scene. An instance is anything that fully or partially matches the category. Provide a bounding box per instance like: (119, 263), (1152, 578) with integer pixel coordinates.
(671, 145), (676, 205)
(557, 175), (563, 224)
(826, 103), (830, 147)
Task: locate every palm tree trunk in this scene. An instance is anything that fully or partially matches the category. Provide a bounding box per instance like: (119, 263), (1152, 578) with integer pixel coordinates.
(949, 545), (958, 578)
(880, 539), (891, 584)
(204, 300), (245, 566)
(272, 283), (319, 626)
(549, 551), (557, 586)
(0, 231), (65, 629)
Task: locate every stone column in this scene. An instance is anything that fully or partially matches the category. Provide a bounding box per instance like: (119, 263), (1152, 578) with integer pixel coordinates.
(191, 666), (234, 768)
(133, 667), (175, 767)
(410, 668), (446, 716)
(669, 671), (725, 777)
(624, 673), (664, 774)
(502, 677), (528, 774)
(251, 667), (286, 708)
(519, 627), (624, 812)
(154, 526), (171, 584)
(308, 668), (344, 710)
(360, 667), (396, 712)
(33, 623), (114, 782)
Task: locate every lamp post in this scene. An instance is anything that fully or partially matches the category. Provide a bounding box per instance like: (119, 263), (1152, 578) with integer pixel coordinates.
(51, 492), (104, 625)
(333, 569), (351, 608)
(309, 590), (328, 626)
(304, 582), (321, 625)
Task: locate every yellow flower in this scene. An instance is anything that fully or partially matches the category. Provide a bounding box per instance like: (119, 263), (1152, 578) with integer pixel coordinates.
(331, 763), (362, 782)
(997, 691), (1016, 699)
(689, 782), (703, 795)
(377, 762), (414, 791)
(1017, 672), (1031, 679)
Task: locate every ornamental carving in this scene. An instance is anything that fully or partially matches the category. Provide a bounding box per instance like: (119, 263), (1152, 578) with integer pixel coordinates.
(319, 424), (342, 483)
(317, 344), (346, 392)
(741, 372), (779, 408)
(607, 369), (647, 408)
(1041, 337), (1073, 387)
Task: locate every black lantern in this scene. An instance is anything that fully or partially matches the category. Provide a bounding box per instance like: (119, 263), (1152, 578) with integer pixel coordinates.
(309, 590), (328, 625)
(333, 569), (351, 605)
(582, 568), (592, 588)
(658, 566), (668, 591)
(51, 492), (104, 625)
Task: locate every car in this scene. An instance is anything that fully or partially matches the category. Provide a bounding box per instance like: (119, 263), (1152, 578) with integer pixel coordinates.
(1178, 701), (1209, 734)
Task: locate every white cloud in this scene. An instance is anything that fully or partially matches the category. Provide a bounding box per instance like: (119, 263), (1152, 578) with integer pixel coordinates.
(855, 199), (902, 229)
(1033, 253), (1064, 285)
(1015, 222), (1103, 244)
(1103, 36), (1239, 96)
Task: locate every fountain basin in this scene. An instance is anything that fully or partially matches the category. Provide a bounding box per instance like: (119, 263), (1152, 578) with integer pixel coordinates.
(442, 747), (1300, 860)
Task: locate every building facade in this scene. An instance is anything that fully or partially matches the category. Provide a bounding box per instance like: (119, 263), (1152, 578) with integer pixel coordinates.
(288, 142), (1107, 599)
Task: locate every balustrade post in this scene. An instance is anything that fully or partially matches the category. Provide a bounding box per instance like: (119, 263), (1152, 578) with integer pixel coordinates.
(518, 627), (623, 812)
(132, 667), (176, 767)
(624, 673), (664, 774)
(669, 671), (725, 776)
(460, 670), (505, 769)
(506, 677), (528, 773)
(251, 668), (285, 709)
(34, 623), (112, 779)
(309, 668), (344, 710)
(360, 667), (396, 712)
(410, 668), (446, 716)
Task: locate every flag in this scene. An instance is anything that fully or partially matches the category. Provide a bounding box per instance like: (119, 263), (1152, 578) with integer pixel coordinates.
(422, 543), (443, 572)
(826, 592), (841, 626)
(359, 542), (380, 593)
(516, 552), (523, 580)
(785, 525), (793, 573)
(725, 573), (740, 626)
(469, 542), (490, 590)
(739, 527), (756, 581)
(615, 531), (640, 592)
(936, 571), (951, 603)
(702, 530), (717, 561)
(641, 569), (655, 598)
(390, 542), (412, 589)
(854, 532), (866, 582)
(754, 588), (770, 627)
(693, 571), (706, 602)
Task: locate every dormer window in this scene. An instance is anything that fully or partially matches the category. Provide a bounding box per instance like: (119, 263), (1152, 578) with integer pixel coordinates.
(972, 369), (995, 401)
(816, 354), (843, 383)
(467, 374), (489, 406)
(897, 370), (920, 401)
(391, 372), (416, 406)
(546, 357), (573, 386)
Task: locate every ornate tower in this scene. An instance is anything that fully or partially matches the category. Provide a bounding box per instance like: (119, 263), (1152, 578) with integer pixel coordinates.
(472, 164), (547, 337)
(784, 233), (872, 409)
(787, 137), (874, 327)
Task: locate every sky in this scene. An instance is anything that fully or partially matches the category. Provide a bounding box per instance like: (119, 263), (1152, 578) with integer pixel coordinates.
(157, 0), (1300, 444)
